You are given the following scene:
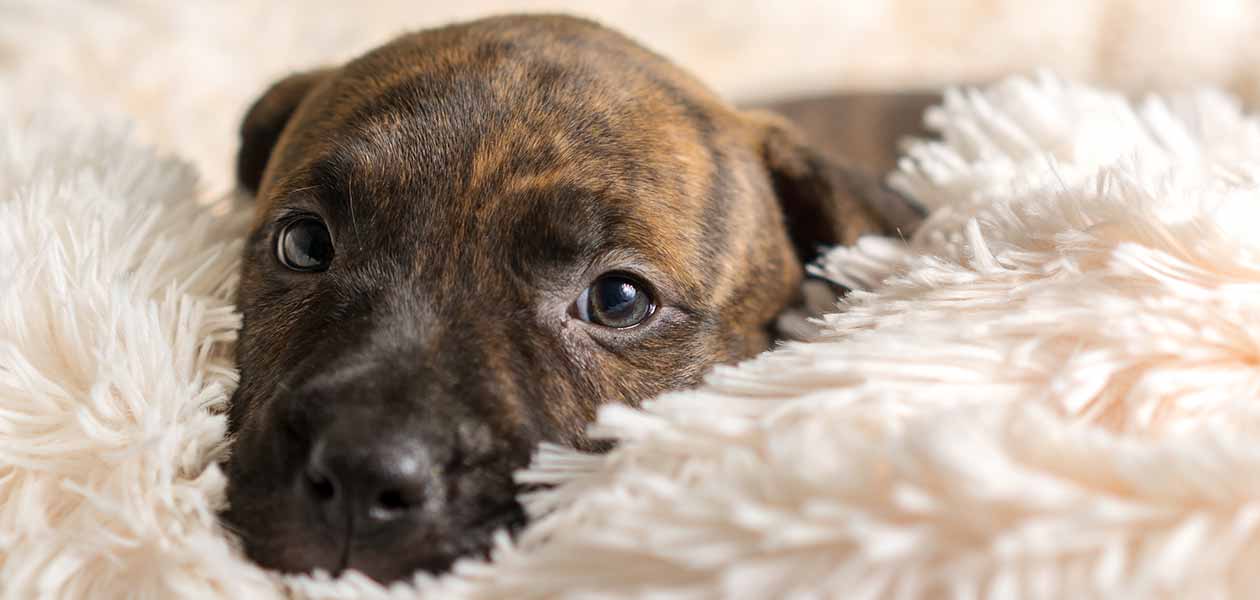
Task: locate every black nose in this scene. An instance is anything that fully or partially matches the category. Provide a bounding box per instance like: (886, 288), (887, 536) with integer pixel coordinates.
(302, 431), (435, 534)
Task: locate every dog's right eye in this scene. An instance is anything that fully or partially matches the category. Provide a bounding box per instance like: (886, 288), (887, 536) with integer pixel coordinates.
(574, 273), (656, 328)
(277, 218), (334, 272)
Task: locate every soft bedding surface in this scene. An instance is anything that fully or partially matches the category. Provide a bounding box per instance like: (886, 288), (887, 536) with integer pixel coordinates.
(7, 3), (1260, 599)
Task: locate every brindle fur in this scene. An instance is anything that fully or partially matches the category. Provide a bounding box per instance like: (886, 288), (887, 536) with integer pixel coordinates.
(225, 13), (933, 582)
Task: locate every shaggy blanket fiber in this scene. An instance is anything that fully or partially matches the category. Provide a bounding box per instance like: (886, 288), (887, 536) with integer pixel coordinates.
(8, 70), (1260, 598)
(8, 18), (1260, 594)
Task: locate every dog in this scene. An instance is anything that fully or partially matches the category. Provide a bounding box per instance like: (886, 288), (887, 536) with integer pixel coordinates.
(223, 13), (934, 583)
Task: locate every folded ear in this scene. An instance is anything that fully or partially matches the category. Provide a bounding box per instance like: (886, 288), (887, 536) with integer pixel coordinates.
(236, 69), (333, 194)
(747, 110), (924, 263)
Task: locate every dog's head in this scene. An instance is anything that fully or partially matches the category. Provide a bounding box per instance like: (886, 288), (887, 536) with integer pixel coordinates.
(224, 14), (913, 582)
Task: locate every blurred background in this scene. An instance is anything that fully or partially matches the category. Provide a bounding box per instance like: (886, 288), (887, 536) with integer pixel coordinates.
(4, 0), (1260, 191)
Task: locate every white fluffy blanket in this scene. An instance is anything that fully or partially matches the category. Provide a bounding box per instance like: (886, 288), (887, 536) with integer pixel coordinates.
(7, 42), (1260, 600)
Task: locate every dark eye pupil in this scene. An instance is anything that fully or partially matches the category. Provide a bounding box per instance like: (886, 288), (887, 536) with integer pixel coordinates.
(597, 280), (637, 313)
(589, 276), (651, 327)
(279, 219), (333, 271)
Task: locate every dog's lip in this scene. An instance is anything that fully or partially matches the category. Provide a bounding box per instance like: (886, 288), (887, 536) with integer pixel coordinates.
(224, 500), (514, 580)
(339, 502), (524, 582)
(350, 553), (458, 584)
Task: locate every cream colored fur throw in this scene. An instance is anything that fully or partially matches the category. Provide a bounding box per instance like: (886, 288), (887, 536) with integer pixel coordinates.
(8, 68), (1260, 598)
(8, 6), (1260, 598)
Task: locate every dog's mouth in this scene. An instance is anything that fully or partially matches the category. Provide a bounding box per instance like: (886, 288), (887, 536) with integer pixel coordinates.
(221, 472), (529, 582)
(334, 499), (529, 582)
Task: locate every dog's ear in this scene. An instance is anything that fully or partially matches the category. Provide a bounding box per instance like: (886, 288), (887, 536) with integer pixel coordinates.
(237, 69), (333, 194)
(747, 111), (924, 263)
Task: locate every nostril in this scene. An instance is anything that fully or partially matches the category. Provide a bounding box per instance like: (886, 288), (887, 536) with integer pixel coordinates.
(378, 489), (408, 511)
(368, 487), (421, 521)
(304, 432), (433, 528)
(304, 468), (336, 503)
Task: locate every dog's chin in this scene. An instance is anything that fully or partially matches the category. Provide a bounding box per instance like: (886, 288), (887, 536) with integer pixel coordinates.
(240, 537), (466, 584)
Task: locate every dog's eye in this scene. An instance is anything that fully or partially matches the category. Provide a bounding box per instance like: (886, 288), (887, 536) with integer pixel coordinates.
(575, 273), (655, 328)
(276, 218), (334, 272)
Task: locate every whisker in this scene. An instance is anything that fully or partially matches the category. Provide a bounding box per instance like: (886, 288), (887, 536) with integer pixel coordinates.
(218, 518), (260, 544)
(347, 170), (361, 251)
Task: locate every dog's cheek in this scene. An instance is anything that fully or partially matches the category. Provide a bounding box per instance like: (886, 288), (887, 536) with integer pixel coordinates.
(587, 314), (720, 406)
(234, 259), (331, 383)
(221, 396), (321, 565)
(719, 245), (804, 355)
(224, 478), (341, 573)
(228, 314), (293, 434)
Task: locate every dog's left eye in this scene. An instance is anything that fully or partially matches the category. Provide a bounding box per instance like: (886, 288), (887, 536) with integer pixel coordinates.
(575, 273), (655, 328)
(277, 217), (334, 272)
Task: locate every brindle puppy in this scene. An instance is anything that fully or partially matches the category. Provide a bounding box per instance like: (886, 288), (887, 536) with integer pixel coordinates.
(224, 13), (933, 583)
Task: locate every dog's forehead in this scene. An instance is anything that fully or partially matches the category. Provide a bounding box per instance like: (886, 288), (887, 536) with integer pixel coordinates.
(299, 63), (746, 288)
(319, 110), (715, 290)
(256, 15), (772, 302)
